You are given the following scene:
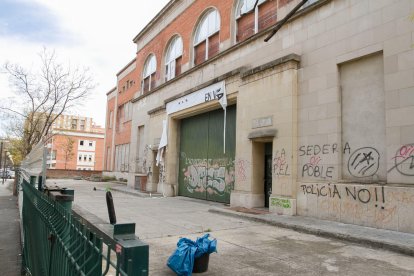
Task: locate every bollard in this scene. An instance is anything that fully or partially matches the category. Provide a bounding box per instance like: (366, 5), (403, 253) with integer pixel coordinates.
(106, 191), (117, 224)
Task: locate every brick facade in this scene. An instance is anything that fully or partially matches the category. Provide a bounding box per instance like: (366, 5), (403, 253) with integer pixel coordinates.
(103, 0), (414, 233)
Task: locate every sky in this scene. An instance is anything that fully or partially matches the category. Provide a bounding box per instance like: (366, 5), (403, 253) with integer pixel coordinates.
(0, 0), (169, 132)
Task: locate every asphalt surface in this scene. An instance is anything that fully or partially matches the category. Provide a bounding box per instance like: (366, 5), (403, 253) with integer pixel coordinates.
(54, 179), (414, 276)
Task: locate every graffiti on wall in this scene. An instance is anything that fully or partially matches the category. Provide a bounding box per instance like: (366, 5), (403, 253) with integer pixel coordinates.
(300, 183), (386, 209)
(182, 157), (235, 196)
(388, 144), (414, 176)
(298, 183), (414, 225)
(347, 147), (380, 178)
(159, 164), (166, 184)
(299, 142), (384, 179)
(236, 158), (250, 182)
(273, 149), (290, 176)
(270, 198), (291, 209)
(299, 143), (338, 179)
(135, 144), (151, 174)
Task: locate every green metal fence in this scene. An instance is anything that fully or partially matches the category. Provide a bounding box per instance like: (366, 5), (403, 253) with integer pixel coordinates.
(20, 176), (148, 276)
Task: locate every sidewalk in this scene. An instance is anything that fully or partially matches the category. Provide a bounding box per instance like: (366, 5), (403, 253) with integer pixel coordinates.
(0, 179), (22, 276)
(105, 183), (164, 198)
(112, 185), (414, 256)
(209, 207), (414, 256)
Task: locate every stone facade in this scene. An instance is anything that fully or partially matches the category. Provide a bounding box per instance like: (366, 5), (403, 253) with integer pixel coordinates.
(104, 0), (414, 233)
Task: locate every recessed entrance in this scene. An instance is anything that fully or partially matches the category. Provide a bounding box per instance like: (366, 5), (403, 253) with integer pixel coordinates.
(178, 105), (236, 203)
(264, 142), (273, 208)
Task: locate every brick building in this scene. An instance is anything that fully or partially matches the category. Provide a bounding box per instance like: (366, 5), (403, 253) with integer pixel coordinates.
(103, 58), (138, 180)
(48, 115), (104, 171)
(104, 0), (414, 233)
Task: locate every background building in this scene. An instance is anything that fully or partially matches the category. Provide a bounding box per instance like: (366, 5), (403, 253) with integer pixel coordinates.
(104, 0), (414, 233)
(103, 58), (138, 181)
(48, 115), (104, 171)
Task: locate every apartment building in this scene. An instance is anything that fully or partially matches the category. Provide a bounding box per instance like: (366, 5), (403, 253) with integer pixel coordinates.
(48, 115), (104, 171)
(104, 0), (414, 233)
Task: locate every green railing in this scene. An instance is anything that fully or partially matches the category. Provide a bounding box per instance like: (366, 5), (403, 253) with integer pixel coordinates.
(21, 176), (149, 276)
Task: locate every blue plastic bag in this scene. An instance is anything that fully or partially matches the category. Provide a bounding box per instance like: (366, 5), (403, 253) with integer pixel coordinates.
(167, 234), (217, 276)
(194, 234), (217, 258)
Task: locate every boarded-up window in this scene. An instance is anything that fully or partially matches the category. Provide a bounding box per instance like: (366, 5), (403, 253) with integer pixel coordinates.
(175, 56), (182, 77)
(115, 143), (130, 172)
(340, 53), (386, 181)
(235, 0), (277, 43)
(165, 36), (183, 81)
(194, 41), (207, 66)
(142, 55), (156, 93)
(208, 33), (220, 59)
(193, 9), (220, 65)
(258, 1), (277, 31)
(236, 12), (255, 42)
(136, 125), (145, 173)
(106, 147), (111, 171)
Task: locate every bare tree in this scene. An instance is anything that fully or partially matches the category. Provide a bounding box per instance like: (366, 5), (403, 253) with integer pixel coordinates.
(62, 137), (75, 170)
(0, 48), (94, 157)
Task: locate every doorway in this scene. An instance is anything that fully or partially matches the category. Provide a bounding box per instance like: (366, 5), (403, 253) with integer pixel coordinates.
(178, 105), (236, 203)
(264, 142), (273, 208)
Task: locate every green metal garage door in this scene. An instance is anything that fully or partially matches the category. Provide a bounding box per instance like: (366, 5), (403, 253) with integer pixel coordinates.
(179, 105), (236, 203)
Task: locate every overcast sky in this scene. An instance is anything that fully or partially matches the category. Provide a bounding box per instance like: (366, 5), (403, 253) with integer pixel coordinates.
(0, 0), (169, 132)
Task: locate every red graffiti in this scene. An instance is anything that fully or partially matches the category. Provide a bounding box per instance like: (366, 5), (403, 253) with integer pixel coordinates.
(273, 149), (290, 176)
(236, 159), (249, 182)
(393, 145), (414, 159)
(309, 155), (321, 166)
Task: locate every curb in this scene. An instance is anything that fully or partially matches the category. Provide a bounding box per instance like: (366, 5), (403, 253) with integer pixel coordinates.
(208, 208), (414, 257)
(109, 186), (164, 198)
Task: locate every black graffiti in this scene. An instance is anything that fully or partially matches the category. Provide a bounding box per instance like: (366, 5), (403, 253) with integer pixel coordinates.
(347, 147), (380, 178)
(302, 164), (334, 179)
(300, 184), (386, 208)
(205, 87), (223, 102)
(345, 186), (385, 209)
(300, 184), (341, 198)
(299, 143), (339, 156)
(388, 144), (414, 176)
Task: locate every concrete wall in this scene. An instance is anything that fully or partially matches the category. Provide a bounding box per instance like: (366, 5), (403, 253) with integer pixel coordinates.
(47, 169), (102, 179)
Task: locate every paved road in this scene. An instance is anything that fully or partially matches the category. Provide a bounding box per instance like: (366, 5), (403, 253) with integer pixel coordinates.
(56, 179), (414, 276)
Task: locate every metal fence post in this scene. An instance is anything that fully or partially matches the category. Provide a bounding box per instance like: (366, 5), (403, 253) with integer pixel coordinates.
(114, 224), (149, 276)
(30, 176), (36, 186)
(46, 187), (74, 212)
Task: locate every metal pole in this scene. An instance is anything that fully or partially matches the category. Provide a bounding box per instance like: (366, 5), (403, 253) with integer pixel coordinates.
(106, 191), (117, 224)
(41, 144), (47, 190)
(2, 150), (7, 184)
(0, 141), (3, 172)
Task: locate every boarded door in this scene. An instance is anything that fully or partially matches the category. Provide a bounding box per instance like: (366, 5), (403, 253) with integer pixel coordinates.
(179, 105), (236, 203)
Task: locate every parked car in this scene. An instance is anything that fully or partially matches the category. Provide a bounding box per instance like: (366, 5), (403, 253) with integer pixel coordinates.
(8, 170), (15, 179)
(0, 169), (15, 179)
(0, 170), (11, 179)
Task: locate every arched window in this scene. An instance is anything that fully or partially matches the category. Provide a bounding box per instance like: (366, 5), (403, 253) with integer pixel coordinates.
(235, 0), (277, 42)
(193, 9), (220, 66)
(165, 36), (183, 81)
(142, 54), (156, 93)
